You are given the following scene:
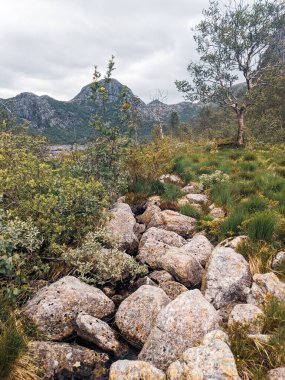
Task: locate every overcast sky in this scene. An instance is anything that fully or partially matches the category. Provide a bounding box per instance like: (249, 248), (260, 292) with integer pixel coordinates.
(0, 0), (210, 104)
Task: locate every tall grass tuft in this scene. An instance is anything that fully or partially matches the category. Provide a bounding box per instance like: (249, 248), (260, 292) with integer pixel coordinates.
(162, 183), (183, 202)
(244, 211), (279, 242)
(179, 204), (202, 219)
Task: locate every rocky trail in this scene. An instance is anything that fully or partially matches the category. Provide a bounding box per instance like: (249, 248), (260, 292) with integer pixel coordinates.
(21, 174), (285, 380)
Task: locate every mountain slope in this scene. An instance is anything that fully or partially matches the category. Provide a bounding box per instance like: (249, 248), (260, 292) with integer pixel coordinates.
(0, 79), (200, 143)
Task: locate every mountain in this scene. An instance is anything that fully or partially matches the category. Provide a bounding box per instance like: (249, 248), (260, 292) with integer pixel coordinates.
(0, 79), (200, 143)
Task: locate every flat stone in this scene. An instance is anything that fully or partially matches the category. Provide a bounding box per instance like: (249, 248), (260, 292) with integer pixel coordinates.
(186, 193), (209, 206)
(109, 360), (166, 380)
(149, 270), (174, 284)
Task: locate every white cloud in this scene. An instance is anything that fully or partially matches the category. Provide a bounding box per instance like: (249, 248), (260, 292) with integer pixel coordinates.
(0, 0), (209, 103)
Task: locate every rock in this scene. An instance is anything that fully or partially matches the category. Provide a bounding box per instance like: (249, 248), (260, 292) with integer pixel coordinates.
(149, 270), (174, 283)
(267, 367), (285, 379)
(160, 174), (183, 185)
(75, 314), (127, 355)
(105, 202), (139, 253)
(138, 289), (220, 370)
(135, 276), (157, 288)
(109, 360), (166, 380)
(246, 272), (285, 306)
(217, 236), (248, 250)
(186, 193), (209, 206)
(209, 203), (225, 219)
(218, 303), (238, 324)
(167, 330), (240, 380)
(148, 210), (196, 238)
(181, 182), (203, 193)
(22, 276), (115, 340)
(272, 251), (285, 269)
(102, 286), (116, 298)
(134, 223), (146, 237)
(28, 341), (109, 380)
(228, 304), (264, 334)
(159, 280), (188, 300)
(183, 233), (214, 266)
(146, 196), (161, 208)
(137, 205), (161, 226)
(112, 294), (126, 306)
(115, 285), (171, 347)
(202, 247), (252, 309)
(155, 246), (203, 287)
(248, 334), (270, 343)
(177, 197), (203, 212)
(138, 227), (185, 268)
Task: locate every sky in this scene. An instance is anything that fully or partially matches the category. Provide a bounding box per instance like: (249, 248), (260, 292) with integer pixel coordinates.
(0, 0), (210, 104)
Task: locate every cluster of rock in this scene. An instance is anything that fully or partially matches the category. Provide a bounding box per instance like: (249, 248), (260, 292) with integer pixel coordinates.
(21, 175), (285, 379)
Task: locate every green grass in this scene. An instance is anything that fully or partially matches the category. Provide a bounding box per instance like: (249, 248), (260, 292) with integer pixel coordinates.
(179, 204), (202, 219)
(244, 211), (279, 242)
(161, 183), (183, 202)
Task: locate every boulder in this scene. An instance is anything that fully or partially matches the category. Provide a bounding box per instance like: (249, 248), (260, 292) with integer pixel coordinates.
(75, 314), (127, 355)
(28, 341), (109, 380)
(183, 233), (214, 267)
(109, 360), (166, 380)
(202, 247), (252, 309)
(246, 272), (285, 306)
(138, 289), (220, 370)
(22, 276), (115, 340)
(209, 203), (225, 219)
(158, 280), (188, 300)
(267, 367), (285, 379)
(137, 205), (161, 226)
(149, 270), (174, 284)
(167, 330), (240, 380)
(148, 210), (196, 238)
(228, 304), (264, 334)
(186, 193), (209, 206)
(115, 285), (171, 347)
(217, 236), (248, 250)
(134, 222), (146, 238)
(146, 195), (161, 208)
(272, 251), (285, 270)
(105, 202), (138, 253)
(135, 276), (157, 288)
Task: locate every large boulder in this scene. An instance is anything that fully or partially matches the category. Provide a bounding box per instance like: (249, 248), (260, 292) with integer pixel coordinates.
(105, 202), (139, 253)
(185, 193), (209, 206)
(137, 205), (161, 226)
(267, 367), (285, 380)
(109, 360), (166, 380)
(272, 251), (285, 270)
(138, 289), (220, 370)
(149, 270), (174, 283)
(245, 272), (285, 307)
(115, 285), (171, 347)
(75, 313), (127, 355)
(209, 203), (225, 219)
(158, 280), (188, 300)
(167, 330), (240, 380)
(202, 247), (252, 309)
(183, 233), (214, 267)
(228, 304), (264, 334)
(28, 341), (109, 380)
(22, 276), (115, 340)
(148, 210), (196, 238)
(217, 236), (248, 250)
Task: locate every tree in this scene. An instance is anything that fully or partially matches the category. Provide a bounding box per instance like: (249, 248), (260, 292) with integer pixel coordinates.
(176, 0), (284, 145)
(169, 111), (179, 137)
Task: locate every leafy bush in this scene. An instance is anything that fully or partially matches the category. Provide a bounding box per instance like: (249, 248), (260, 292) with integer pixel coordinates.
(63, 229), (148, 286)
(199, 170), (229, 188)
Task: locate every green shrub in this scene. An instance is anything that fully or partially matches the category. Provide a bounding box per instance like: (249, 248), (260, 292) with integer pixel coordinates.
(220, 209), (247, 237)
(162, 183), (183, 202)
(63, 229), (148, 286)
(199, 170), (229, 188)
(244, 211), (279, 242)
(238, 196), (268, 215)
(211, 182), (234, 207)
(179, 204), (202, 219)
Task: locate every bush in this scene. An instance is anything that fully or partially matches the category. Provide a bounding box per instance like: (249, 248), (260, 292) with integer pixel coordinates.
(63, 229), (148, 286)
(199, 170), (229, 188)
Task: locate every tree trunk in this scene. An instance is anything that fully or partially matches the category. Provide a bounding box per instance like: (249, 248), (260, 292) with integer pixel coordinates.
(236, 109), (246, 146)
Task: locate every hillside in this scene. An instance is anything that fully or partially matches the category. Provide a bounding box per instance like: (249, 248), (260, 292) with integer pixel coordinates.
(0, 79), (200, 143)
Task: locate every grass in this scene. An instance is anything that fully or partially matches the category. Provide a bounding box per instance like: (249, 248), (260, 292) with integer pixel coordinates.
(229, 297), (285, 380)
(244, 211), (279, 242)
(179, 203), (202, 219)
(161, 183), (183, 202)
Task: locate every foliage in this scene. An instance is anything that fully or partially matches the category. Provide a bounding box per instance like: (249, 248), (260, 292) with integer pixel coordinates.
(63, 228), (148, 286)
(161, 183), (183, 202)
(243, 211), (280, 242)
(199, 170), (229, 189)
(179, 204), (202, 219)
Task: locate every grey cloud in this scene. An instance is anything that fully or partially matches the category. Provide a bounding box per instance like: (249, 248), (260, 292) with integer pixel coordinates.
(0, 0), (209, 103)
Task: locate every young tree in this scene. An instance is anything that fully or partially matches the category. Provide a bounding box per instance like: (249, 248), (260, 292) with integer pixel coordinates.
(176, 0), (284, 145)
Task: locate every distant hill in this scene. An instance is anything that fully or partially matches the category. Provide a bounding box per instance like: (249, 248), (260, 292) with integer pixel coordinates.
(0, 79), (200, 144)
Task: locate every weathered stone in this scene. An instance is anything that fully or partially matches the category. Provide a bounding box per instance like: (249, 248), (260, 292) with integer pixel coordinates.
(109, 360), (166, 380)
(159, 280), (188, 300)
(22, 276), (115, 340)
(148, 210), (196, 238)
(28, 341), (109, 380)
(228, 304), (264, 334)
(183, 233), (214, 266)
(138, 227), (185, 268)
(248, 334), (270, 343)
(218, 303), (238, 324)
(272, 251), (285, 269)
(137, 205), (161, 226)
(182, 182), (203, 194)
(138, 289), (220, 370)
(149, 270), (174, 284)
(160, 174), (183, 185)
(75, 314), (127, 355)
(167, 330), (240, 380)
(246, 272), (285, 306)
(267, 367), (285, 379)
(135, 276), (157, 288)
(217, 236), (248, 250)
(105, 202), (138, 253)
(115, 285), (171, 347)
(186, 193), (209, 206)
(146, 195), (161, 208)
(134, 222), (146, 237)
(202, 247), (252, 309)
(209, 203), (225, 219)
